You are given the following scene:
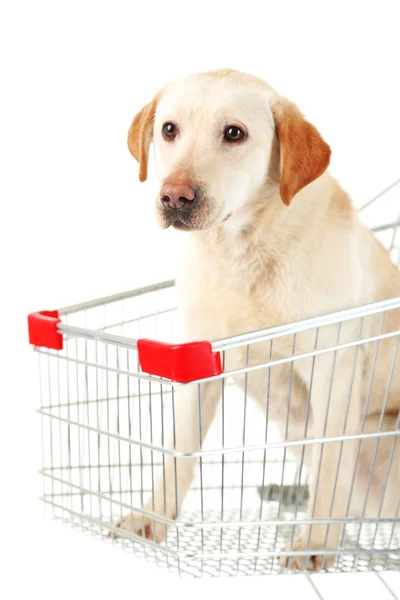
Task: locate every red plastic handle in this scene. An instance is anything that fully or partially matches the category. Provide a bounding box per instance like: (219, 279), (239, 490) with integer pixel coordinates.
(27, 311), (222, 382)
(28, 310), (63, 350)
(137, 339), (222, 383)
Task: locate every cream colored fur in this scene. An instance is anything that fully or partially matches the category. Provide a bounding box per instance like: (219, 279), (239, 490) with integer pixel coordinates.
(116, 69), (400, 570)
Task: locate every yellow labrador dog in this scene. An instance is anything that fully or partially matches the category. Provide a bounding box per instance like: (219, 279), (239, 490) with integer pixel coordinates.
(117, 69), (400, 569)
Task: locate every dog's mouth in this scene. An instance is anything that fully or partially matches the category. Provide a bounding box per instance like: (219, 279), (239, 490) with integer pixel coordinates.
(160, 209), (232, 231)
(170, 210), (198, 230)
(158, 193), (215, 231)
(160, 208), (197, 230)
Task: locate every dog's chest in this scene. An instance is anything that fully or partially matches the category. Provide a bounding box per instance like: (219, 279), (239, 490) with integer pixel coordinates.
(180, 235), (301, 340)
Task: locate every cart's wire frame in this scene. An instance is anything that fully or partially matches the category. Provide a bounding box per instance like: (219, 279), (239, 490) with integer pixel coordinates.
(34, 180), (400, 577)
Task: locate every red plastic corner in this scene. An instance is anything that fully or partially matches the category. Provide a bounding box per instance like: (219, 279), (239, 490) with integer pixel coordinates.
(137, 339), (222, 383)
(28, 310), (63, 350)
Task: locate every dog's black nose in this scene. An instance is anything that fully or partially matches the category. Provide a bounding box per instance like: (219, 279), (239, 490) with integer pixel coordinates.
(160, 183), (196, 210)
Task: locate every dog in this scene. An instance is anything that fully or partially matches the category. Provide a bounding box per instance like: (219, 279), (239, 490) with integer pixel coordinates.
(115, 69), (400, 570)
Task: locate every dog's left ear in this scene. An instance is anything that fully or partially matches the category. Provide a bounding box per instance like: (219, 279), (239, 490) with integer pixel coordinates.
(271, 98), (331, 205)
(127, 96), (159, 182)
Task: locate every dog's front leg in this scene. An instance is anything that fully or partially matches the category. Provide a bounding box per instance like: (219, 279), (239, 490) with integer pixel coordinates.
(280, 349), (363, 570)
(114, 380), (221, 542)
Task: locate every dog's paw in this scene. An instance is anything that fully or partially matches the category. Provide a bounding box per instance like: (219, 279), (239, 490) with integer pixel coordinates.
(108, 513), (167, 543)
(279, 535), (337, 571)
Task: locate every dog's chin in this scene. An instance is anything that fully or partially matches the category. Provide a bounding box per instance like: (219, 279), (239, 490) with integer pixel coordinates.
(171, 220), (196, 231)
(163, 215), (230, 232)
(157, 213), (195, 230)
(157, 211), (214, 232)
(171, 215), (221, 232)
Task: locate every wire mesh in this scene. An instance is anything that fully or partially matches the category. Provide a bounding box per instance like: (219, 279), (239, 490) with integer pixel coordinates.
(36, 182), (400, 577)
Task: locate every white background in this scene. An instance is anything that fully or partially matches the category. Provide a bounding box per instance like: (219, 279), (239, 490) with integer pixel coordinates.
(1, 1), (400, 598)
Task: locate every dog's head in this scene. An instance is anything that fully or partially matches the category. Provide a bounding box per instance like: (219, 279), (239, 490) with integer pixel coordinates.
(128, 69), (331, 231)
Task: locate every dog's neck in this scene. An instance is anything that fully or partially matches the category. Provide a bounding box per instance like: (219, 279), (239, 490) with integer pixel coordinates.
(189, 172), (342, 293)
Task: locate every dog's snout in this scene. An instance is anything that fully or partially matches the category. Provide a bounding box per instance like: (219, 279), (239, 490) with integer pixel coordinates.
(160, 183), (196, 210)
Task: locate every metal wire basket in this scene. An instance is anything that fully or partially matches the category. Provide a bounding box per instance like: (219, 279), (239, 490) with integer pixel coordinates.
(30, 180), (400, 578)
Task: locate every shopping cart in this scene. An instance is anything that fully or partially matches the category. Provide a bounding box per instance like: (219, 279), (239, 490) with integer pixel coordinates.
(29, 180), (400, 577)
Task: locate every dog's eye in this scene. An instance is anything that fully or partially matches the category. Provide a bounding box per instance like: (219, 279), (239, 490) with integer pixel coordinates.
(223, 125), (246, 143)
(162, 122), (177, 141)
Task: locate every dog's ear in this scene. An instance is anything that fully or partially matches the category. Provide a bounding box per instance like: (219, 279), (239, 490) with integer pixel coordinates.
(127, 96), (159, 182)
(271, 98), (331, 206)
